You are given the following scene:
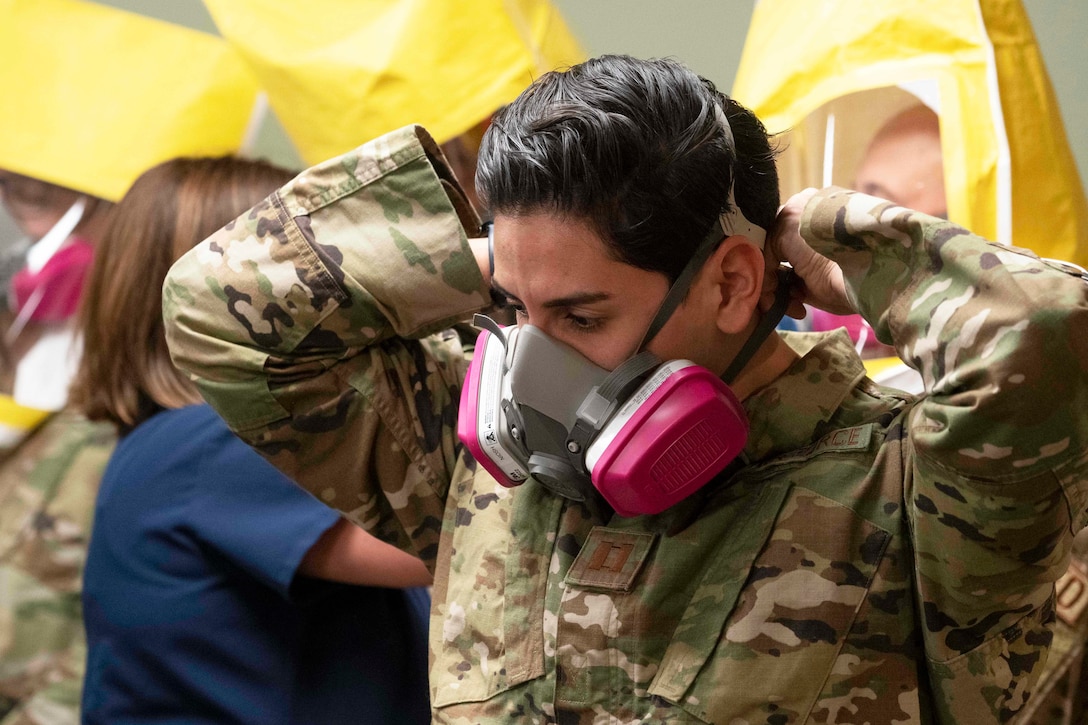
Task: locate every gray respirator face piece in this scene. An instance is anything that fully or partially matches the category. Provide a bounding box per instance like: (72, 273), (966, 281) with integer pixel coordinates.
(500, 322), (609, 500)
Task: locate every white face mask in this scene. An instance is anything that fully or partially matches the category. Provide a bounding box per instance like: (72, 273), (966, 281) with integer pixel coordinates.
(13, 326), (82, 412)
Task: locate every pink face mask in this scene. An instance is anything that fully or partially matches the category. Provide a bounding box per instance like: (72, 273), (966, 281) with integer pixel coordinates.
(9, 238), (94, 322)
(6, 196), (94, 326)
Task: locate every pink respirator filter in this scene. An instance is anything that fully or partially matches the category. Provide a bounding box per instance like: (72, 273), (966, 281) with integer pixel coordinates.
(585, 361), (748, 517)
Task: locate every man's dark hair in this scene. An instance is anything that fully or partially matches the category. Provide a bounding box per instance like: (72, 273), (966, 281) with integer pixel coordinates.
(476, 54), (780, 283)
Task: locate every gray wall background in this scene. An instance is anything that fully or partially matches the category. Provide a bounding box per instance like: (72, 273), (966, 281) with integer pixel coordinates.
(2, 0), (1083, 242)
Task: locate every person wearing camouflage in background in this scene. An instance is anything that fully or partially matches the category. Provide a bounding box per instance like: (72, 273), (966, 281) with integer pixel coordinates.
(162, 55), (1088, 724)
(0, 414), (114, 725)
(0, 172), (116, 725)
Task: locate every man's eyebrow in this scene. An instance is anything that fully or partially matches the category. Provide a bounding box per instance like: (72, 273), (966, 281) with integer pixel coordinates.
(490, 280), (611, 309)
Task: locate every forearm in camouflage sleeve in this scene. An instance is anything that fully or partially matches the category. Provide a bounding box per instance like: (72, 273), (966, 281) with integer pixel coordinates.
(801, 187), (1088, 488)
(163, 125), (491, 560)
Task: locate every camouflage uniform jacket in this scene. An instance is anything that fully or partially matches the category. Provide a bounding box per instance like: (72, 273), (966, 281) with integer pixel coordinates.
(0, 409), (115, 725)
(163, 126), (1088, 724)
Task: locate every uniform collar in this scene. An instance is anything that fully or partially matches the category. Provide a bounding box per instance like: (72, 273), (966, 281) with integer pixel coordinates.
(742, 329), (868, 463)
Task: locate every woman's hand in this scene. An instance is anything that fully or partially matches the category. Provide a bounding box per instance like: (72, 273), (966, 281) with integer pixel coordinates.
(761, 188), (854, 318)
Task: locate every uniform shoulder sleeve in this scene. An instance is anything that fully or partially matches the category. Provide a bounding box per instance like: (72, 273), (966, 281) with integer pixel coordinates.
(163, 125), (490, 562)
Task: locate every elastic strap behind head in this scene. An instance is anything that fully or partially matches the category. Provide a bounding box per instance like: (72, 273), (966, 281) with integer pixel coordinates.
(636, 103), (767, 351)
(719, 267), (793, 384)
(636, 187), (766, 351)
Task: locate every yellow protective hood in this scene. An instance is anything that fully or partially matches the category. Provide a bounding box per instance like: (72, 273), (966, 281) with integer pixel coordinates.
(0, 0), (262, 202)
(733, 0), (1088, 266)
(202, 0), (586, 165)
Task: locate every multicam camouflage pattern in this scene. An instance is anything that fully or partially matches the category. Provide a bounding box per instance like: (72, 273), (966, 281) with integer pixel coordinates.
(163, 125), (1088, 724)
(0, 409), (115, 725)
(1012, 529), (1088, 725)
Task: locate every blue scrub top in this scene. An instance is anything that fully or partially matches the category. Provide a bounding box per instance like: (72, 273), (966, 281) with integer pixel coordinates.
(82, 404), (431, 724)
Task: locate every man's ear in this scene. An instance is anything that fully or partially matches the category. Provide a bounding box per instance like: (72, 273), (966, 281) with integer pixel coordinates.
(708, 236), (765, 335)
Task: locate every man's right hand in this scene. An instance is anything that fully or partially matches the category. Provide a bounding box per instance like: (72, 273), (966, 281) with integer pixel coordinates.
(761, 188), (854, 320)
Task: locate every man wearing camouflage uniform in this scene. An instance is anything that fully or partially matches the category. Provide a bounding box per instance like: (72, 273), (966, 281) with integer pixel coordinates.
(163, 56), (1088, 723)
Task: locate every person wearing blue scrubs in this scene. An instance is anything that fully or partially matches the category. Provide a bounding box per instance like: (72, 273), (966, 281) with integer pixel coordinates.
(81, 403), (432, 724)
(72, 157), (433, 724)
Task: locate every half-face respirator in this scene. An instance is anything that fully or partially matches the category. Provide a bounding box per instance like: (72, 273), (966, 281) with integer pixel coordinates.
(457, 200), (792, 516)
(457, 115), (791, 515)
(459, 315), (757, 516)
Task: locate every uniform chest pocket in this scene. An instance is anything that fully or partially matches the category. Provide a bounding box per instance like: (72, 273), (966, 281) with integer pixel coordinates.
(430, 468), (556, 710)
(651, 488), (891, 724)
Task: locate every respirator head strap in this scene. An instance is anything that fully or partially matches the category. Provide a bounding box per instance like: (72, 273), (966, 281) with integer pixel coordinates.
(472, 312), (507, 346)
(566, 350), (662, 467)
(719, 267), (794, 384)
(636, 187), (768, 353)
(635, 223), (722, 353)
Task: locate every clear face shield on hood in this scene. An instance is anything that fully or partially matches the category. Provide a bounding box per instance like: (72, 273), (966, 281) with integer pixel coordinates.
(778, 84), (948, 357)
(776, 83), (945, 214)
(7, 196), (90, 334)
(0, 194), (91, 413)
(732, 0), (1088, 266)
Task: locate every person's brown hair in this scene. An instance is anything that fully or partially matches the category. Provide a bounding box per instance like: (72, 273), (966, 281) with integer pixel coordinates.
(71, 156), (294, 431)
